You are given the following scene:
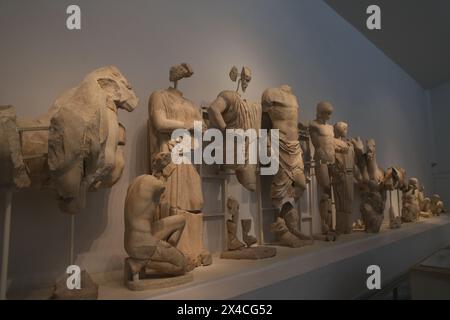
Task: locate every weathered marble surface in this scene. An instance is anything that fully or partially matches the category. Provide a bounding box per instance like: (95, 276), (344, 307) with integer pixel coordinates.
(148, 63), (211, 268)
(0, 66), (138, 215)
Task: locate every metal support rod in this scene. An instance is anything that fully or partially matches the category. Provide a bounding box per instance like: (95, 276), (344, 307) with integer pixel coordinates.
(1, 190), (13, 300)
(329, 166), (336, 231)
(255, 168), (264, 245)
(308, 161), (315, 238)
(70, 215), (75, 265)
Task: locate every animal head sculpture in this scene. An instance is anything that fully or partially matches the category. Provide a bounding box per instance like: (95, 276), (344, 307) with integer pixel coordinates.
(351, 137), (365, 156)
(47, 66), (138, 214)
(87, 66), (139, 112)
(384, 166), (407, 191)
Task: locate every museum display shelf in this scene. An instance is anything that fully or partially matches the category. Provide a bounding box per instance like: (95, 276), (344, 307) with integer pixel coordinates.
(88, 215), (450, 300)
(6, 215), (450, 300)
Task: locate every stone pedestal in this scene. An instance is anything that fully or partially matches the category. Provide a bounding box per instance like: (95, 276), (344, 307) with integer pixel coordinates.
(52, 270), (98, 300)
(220, 246), (277, 260)
(124, 258), (193, 291)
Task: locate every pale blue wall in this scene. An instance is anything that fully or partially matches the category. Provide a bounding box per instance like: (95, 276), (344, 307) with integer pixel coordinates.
(0, 0), (434, 292)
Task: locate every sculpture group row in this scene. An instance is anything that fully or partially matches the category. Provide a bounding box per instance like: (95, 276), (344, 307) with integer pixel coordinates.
(0, 64), (445, 296)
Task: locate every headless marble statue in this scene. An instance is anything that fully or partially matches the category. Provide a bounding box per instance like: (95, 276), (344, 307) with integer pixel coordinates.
(208, 66), (261, 191)
(148, 63), (211, 269)
(332, 122), (355, 234)
(402, 178), (421, 223)
(261, 85), (307, 207)
(261, 85), (311, 247)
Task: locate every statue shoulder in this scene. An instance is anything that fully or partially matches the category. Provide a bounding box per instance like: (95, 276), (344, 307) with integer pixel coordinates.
(149, 89), (170, 101)
(309, 120), (320, 130)
(217, 90), (238, 102)
(148, 89), (171, 114)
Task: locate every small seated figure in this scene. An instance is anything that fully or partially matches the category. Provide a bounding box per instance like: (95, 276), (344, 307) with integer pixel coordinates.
(402, 178), (421, 223)
(124, 153), (191, 289)
(430, 194), (445, 216)
(418, 184), (433, 218)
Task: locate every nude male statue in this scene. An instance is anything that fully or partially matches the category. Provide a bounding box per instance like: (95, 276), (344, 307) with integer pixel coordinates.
(309, 102), (346, 238)
(124, 153), (187, 278)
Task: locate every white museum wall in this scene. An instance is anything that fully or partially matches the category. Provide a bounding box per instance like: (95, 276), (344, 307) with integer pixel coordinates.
(0, 0), (434, 292)
(428, 81), (450, 205)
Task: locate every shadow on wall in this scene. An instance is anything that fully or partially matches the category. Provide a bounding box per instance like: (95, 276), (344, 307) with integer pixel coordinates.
(133, 121), (150, 177)
(0, 187), (110, 292)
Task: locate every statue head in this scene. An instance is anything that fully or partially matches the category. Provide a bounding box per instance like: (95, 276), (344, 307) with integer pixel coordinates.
(229, 66), (239, 82)
(229, 66), (252, 93)
(169, 63), (194, 83)
(431, 194), (441, 203)
(334, 122), (348, 138)
(93, 66), (139, 112)
(240, 67), (252, 92)
(409, 177), (419, 189)
(151, 152), (173, 178)
(316, 101), (333, 122)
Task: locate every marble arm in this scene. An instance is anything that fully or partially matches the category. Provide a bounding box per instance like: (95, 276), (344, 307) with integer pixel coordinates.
(207, 96), (228, 131)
